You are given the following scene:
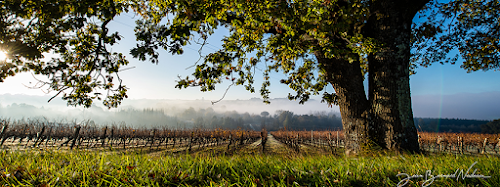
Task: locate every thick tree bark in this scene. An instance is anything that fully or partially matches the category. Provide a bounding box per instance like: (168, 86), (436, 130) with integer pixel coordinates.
(363, 0), (429, 152)
(316, 52), (370, 155)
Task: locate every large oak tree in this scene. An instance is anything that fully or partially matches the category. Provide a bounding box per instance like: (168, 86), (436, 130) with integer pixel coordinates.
(1, 0), (498, 154)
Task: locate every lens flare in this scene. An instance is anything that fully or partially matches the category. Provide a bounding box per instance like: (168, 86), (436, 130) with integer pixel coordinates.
(0, 50), (7, 61)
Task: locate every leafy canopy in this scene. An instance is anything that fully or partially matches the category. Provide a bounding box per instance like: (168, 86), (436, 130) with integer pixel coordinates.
(412, 0), (500, 72)
(1, 0), (498, 108)
(130, 0), (377, 105)
(1, 0), (129, 108)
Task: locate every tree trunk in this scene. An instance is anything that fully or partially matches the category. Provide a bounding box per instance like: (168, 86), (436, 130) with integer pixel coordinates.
(363, 0), (429, 152)
(316, 52), (370, 155)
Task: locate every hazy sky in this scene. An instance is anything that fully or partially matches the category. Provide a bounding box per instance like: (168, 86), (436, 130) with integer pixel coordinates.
(1, 12), (499, 120)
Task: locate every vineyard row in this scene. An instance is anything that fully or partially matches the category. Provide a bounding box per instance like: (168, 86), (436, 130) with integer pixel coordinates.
(0, 119), (262, 152)
(271, 130), (500, 155)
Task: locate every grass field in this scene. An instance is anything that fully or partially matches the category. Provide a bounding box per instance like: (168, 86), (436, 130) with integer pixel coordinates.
(1, 134), (499, 187)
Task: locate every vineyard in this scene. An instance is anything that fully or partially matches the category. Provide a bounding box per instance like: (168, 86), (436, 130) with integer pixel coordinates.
(1, 118), (499, 155)
(1, 119), (500, 186)
(270, 130), (500, 155)
(0, 119), (262, 153)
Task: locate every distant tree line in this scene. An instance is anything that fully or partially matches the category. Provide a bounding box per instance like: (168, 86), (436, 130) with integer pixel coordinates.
(110, 107), (344, 131)
(480, 119), (500, 134)
(414, 118), (491, 133)
(0, 102), (343, 130)
(265, 110), (343, 131)
(174, 108), (343, 131)
(1, 102), (495, 133)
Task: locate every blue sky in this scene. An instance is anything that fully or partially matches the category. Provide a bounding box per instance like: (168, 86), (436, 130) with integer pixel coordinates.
(0, 12), (499, 120)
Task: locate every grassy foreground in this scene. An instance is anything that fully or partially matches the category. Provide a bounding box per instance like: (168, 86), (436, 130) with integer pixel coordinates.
(0, 149), (499, 187)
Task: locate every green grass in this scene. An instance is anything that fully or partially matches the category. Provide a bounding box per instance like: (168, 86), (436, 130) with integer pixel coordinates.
(0, 149), (499, 186)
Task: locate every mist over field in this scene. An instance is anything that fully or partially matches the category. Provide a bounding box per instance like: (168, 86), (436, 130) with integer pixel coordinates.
(0, 94), (342, 129)
(0, 94), (337, 115)
(0, 91), (499, 128)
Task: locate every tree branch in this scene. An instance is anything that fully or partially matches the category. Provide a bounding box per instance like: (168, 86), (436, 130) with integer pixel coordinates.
(211, 81), (235, 105)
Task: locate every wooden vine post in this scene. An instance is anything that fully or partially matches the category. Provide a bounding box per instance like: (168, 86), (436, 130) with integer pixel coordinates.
(70, 126), (81, 150)
(261, 130), (267, 153)
(227, 134), (232, 151)
(239, 131), (244, 146)
(481, 138), (488, 154)
(328, 132), (335, 154)
(336, 131), (339, 147)
(311, 130), (313, 143)
(101, 126), (107, 147)
(295, 133), (300, 153)
(43, 127), (53, 147)
(150, 129), (156, 150)
(33, 125), (46, 147)
(458, 136), (464, 154)
(437, 136), (442, 152)
(189, 131), (194, 152)
(0, 123), (9, 146)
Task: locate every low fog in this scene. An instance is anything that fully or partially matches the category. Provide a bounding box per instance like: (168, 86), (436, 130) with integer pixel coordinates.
(0, 94), (341, 130)
(2, 91), (498, 129)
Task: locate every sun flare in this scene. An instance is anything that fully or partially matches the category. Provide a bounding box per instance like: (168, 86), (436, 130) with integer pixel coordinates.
(0, 50), (7, 61)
